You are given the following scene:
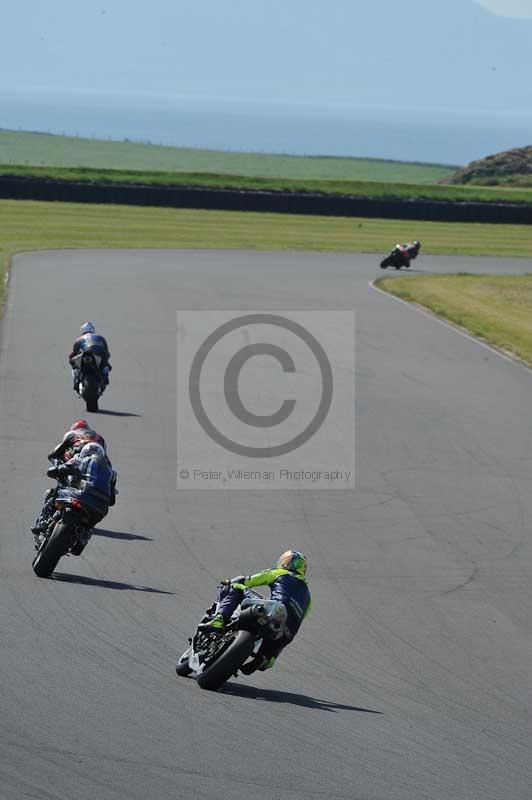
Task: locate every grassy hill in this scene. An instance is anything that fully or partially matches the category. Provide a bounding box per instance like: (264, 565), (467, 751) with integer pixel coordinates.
(444, 146), (532, 187)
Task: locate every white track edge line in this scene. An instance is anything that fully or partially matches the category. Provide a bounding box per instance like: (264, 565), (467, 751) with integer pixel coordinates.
(369, 278), (532, 375)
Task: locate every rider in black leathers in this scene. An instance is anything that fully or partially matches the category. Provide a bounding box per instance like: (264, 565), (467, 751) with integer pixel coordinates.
(69, 322), (112, 391)
(395, 240), (420, 267)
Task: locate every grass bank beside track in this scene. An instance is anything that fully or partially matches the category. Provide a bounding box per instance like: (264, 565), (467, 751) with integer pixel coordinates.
(2, 197), (532, 313)
(3, 164), (532, 205)
(378, 274), (532, 366)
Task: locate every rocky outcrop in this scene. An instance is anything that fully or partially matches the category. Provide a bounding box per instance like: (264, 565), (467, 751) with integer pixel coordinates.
(443, 146), (532, 185)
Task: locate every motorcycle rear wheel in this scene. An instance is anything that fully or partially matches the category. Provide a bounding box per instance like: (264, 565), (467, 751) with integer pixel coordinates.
(32, 521), (71, 578)
(197, 630), (255, 691)
(83, 375), (99, 413)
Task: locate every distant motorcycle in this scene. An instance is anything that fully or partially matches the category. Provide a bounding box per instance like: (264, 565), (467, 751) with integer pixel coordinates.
(176, 589), (287, 691)
(380, 241), (420, 270)
(32, 464), (98, 578)
(71, 351), (105, 412)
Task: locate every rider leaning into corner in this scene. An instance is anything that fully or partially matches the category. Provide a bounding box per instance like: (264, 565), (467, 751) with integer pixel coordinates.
(69, 322), (112, 391)
(396, 240), (421, 267)
(31, 419), (116, 536)
(47, 442), (117, 526)
(48, 419), (107, 463)
(203, 550), (311, 671)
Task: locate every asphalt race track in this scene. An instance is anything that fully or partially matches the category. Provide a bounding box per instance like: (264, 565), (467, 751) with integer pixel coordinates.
(1, 250), (532, 800)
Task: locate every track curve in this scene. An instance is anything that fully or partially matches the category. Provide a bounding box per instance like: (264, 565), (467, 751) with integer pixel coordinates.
(1, 250), (531, 800)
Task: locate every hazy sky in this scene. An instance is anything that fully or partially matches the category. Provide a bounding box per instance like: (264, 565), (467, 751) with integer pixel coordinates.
(1, 1), (531, 111)
(476, 0), (532, 16)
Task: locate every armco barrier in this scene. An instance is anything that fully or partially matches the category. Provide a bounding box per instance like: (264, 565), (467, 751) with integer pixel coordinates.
(1, 176), (532, 224)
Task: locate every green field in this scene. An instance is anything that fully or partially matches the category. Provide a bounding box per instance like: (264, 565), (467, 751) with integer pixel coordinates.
(0, 129), (454, 183)
(2, 198), (532, 313)
(378, 274), (532, 366)
(3, 131), (532, 205)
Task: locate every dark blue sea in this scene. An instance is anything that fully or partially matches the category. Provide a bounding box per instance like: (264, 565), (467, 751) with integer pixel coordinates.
(2, 89), (532, 166)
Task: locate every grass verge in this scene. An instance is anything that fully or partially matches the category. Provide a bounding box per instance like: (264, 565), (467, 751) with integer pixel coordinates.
(3, 164), (532, 205)
(378, 274), (532, 366)
(2, 198), (532, 312)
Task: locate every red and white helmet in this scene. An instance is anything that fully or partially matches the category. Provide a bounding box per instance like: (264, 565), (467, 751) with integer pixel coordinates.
(71, 419), (89, 431)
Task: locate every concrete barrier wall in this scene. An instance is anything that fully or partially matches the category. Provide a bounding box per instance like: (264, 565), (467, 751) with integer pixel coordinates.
(1, 176), (531, 224)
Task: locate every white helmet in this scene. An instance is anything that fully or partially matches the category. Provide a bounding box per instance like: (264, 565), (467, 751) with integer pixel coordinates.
(80, 322), (95, 335)
(80, 442), (105, 459)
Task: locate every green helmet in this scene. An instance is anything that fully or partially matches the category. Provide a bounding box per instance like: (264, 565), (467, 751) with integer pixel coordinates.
(276, 550), (307, 577)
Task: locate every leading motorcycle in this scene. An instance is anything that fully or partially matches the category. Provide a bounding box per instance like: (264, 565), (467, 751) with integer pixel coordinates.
(176, 589), (287, 691)
(380, 246), (412, 270)
(380, 240), (420, 270)
(71, 351), (105, 413)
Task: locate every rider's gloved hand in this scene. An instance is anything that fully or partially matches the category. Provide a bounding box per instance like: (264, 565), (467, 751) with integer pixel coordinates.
(229, 575), (248, 590)
(46, 466), (61, 479)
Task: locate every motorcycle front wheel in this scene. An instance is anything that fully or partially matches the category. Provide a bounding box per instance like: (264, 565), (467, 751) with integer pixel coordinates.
(175, 649), (193, 677)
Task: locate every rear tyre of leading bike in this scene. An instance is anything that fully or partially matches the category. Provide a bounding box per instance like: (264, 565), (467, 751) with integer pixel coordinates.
(83, 375), (99, 413)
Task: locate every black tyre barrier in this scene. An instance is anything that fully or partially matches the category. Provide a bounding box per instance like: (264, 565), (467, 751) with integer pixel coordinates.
(1, 176), (531, 224)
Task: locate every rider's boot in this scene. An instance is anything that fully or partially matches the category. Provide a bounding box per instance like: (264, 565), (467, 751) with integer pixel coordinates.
(200, 612), (225, 630)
